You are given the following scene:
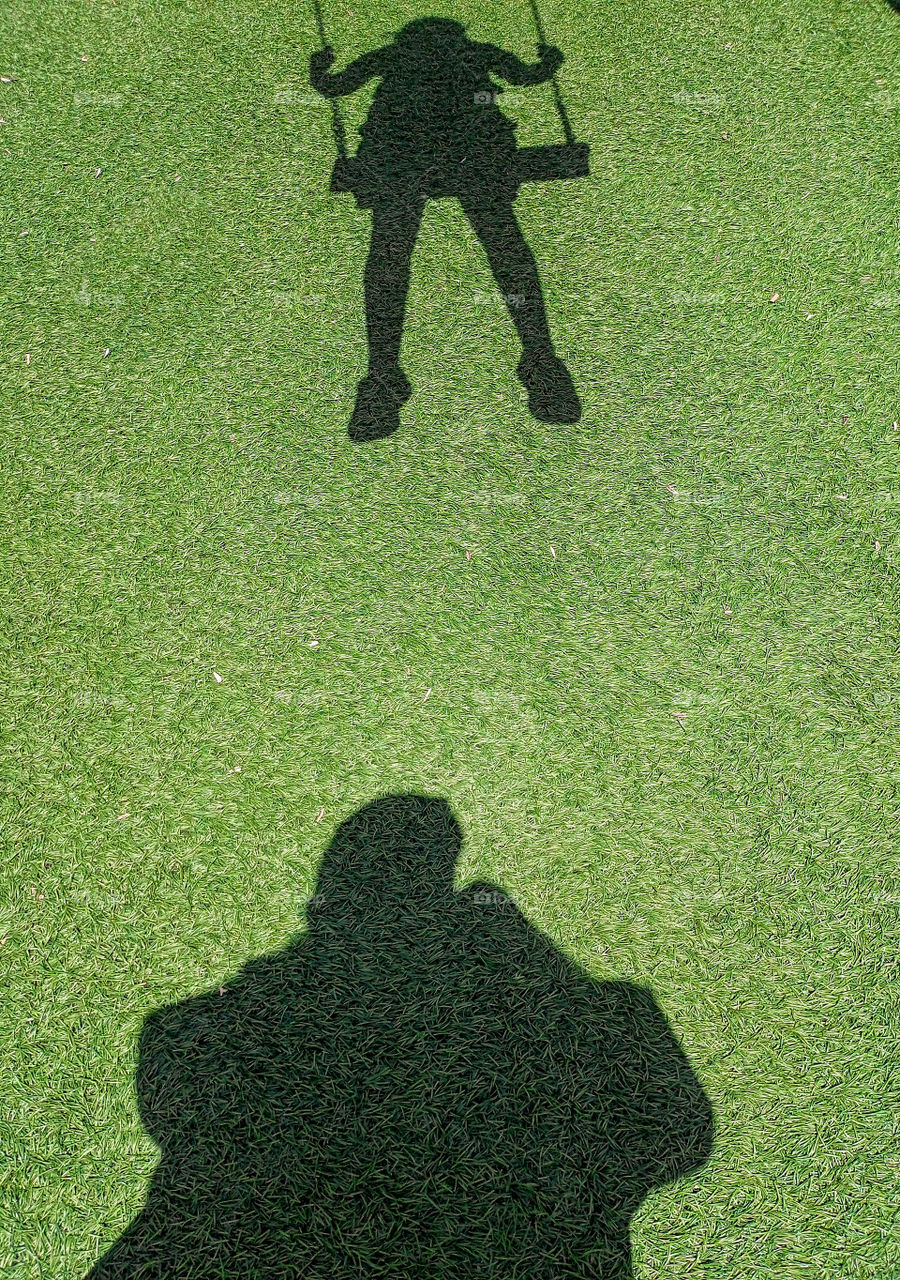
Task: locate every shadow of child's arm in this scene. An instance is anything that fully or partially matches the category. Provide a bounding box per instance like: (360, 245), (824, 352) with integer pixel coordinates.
(309, 46), (388, 98)
(481, 42), (564, 87)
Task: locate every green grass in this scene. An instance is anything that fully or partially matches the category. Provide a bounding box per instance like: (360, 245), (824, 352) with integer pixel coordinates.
(2, 0), (900, 1273)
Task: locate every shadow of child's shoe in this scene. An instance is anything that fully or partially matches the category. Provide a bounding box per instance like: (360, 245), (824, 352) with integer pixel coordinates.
(516, 350), (582, 424)
(348, 367), (412, 443)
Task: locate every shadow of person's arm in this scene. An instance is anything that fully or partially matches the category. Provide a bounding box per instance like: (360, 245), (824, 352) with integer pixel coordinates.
(481, 42), (564, 87)
(309, 45), (388, 98)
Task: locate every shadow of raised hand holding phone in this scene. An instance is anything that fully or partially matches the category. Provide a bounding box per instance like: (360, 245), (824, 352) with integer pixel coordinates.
(88, 795), (713, 1279)
(309, 16), (588, 442)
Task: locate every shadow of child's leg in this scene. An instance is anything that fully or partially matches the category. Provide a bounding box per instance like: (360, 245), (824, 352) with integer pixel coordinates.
(365, 198), (426, 373)
(459, 195), (581, 424)
(458, 196), (554, 357)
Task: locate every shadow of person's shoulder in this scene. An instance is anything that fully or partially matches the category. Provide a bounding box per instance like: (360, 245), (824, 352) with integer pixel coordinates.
(134, 939), (312, 1144)
(452, 882), (713, 1174)
(455, 879), (611, 988)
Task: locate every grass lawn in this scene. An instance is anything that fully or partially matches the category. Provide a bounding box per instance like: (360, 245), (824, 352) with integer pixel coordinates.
(2, 0), (899, 1274)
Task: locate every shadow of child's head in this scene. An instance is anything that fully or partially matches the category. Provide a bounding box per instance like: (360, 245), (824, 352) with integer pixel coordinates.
(394, 17), (468, 51)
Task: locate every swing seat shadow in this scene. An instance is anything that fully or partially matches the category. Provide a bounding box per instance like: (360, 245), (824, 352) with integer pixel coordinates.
(309, 16), (590, 442)
(87, 795), (714, 1280)
(330, 141), (590, 200)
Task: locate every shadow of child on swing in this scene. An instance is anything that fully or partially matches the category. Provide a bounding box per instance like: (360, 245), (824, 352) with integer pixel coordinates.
(309, 17), (586, 442)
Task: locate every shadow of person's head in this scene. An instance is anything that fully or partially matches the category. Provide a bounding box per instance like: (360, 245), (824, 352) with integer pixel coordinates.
(311, 793), (462, 913)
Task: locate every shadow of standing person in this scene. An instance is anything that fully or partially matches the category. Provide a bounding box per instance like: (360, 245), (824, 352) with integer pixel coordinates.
(309, 19), (585, 442)
(87, 795), (713, 1279)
